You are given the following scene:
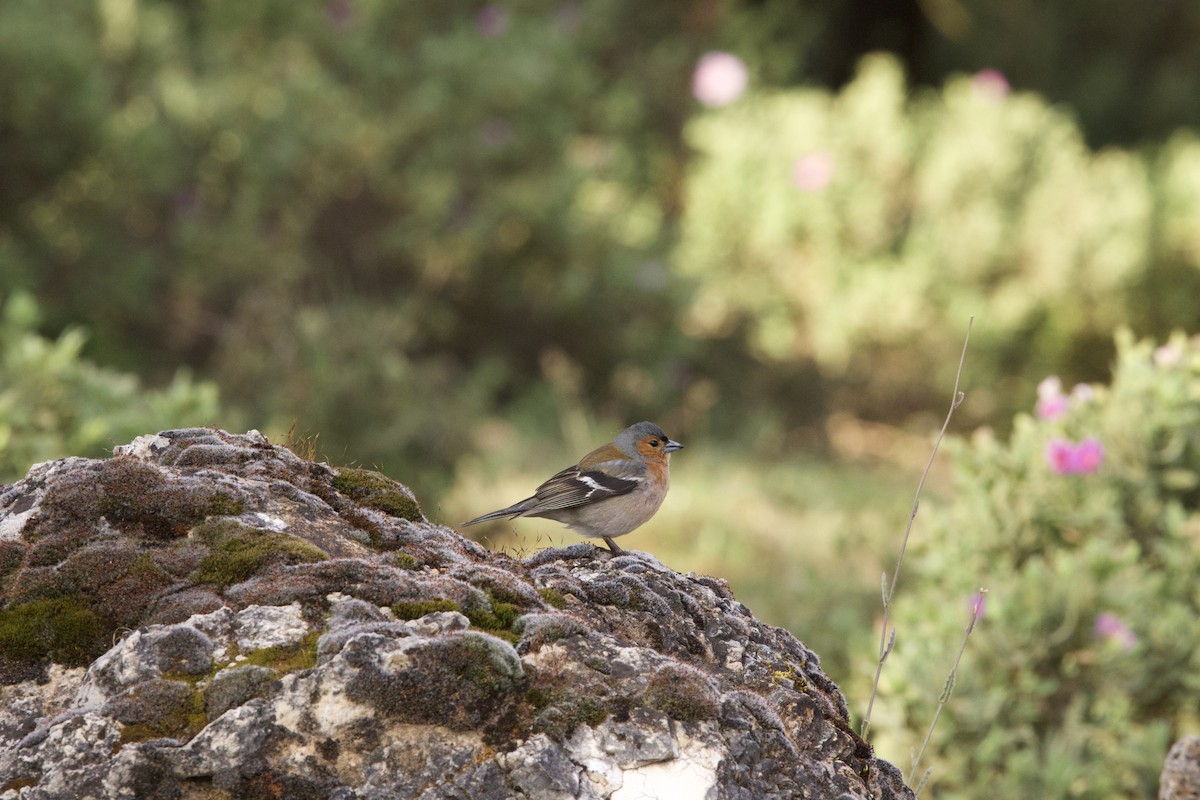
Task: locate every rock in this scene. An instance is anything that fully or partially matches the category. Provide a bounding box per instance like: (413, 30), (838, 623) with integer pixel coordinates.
(1162, 736), (1200, 800)
(0, 428), (913, 799)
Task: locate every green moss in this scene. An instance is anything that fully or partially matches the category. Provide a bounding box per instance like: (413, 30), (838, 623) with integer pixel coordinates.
(530, 690), (610, 739)
(32, 459), (245, 541)
(392, 599), (462, 619)
(0, 597), (108, 665)
(466, 601), (519, 633)
(332, 468), (424, 521)
(118, 687), (207, 744)
(206, 492), (246, 517)
(391, 595), (520, 642)
(99, 460), (244, 536)
(390, 552), (419, 569)
(193, 520), (328, 589)
(339, 507), (384, 547)
(537, 587), (568, 609)
(451, 632), (524, 693)
(642, 664), (720, 723)
(771, 664), (809, 691)
(240, 630), (321, 674)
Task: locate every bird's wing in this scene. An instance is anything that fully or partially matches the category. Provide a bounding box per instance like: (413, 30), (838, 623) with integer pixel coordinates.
(527, 459), (646, 512)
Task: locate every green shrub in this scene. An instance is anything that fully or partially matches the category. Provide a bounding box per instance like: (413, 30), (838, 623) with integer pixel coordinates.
(676, 54), (1200, 431)
(922, 1), (1200, 147)
(872, 330), (1200, 798)
(0, 293), (219, 482)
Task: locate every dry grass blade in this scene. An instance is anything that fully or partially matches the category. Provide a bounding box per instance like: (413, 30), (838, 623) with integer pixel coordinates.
(860, 316), (973, 739)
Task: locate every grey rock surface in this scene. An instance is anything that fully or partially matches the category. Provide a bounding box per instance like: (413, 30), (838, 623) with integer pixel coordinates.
(0, 428), (913, 799)
(1162, 736), (1200, 800)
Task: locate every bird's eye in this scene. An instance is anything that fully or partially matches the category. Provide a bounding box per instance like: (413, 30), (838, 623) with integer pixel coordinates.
(649, 439), (660, 447)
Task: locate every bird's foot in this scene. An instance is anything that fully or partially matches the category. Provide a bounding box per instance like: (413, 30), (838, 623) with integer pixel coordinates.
(600, 537), (628, 557)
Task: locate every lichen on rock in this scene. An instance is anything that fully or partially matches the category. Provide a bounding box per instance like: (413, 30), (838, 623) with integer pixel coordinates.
(0, 428), (913, 799)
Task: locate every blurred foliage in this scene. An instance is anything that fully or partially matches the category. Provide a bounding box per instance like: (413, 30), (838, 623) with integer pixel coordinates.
(920, 0), (1200, 148)
(0, 293), (218, 482)
(3, 1), (1200, 494)
(677, 54), (1200, 431)
(0, 0), (772, 492)
(870, 331), (1200, 797)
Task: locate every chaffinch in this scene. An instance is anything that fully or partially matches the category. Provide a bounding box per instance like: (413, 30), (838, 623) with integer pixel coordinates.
(463, 421), (683, 555)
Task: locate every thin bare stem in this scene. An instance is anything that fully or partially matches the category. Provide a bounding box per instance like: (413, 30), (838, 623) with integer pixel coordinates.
(861, 316), (973, 738)
(909, 588), (988, 794)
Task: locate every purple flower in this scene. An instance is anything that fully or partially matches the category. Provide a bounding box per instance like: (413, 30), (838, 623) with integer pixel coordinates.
(968, 591), (987, 620)
(971, 69), (1009, 102)
(1095, 613), (1137, 650)
(475, 5), (509, 38)
(692, 52), (748, 107)
(1045, 437), (1105, 475)
(792, 151), (835, 193)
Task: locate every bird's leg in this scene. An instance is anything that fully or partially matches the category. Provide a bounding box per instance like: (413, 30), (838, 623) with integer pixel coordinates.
(601, 537), (627, 556)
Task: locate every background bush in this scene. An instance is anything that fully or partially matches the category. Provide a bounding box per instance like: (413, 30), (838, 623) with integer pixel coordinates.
(4, 2), (1200, 493)
(0, 292), (218, 480)
(676, 54), (1200, 433)
(869, 331), (1200, 798)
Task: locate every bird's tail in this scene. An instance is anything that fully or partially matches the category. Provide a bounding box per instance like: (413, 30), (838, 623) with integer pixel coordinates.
(461, 498), (534, 527)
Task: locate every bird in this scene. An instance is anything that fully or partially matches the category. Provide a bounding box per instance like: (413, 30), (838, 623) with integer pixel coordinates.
(462, 421), (683, 555)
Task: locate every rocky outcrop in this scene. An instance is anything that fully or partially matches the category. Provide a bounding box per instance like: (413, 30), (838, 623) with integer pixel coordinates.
(1162, 736), (1200, 800)
(0, 428), (913, 799)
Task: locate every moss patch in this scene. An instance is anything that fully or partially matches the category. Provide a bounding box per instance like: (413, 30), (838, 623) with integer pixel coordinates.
(346, 631), (522, 730)
(391, 597), (520, 642)
(118, 685), (207, 744)
(465, 597), (520, 642)
(194, 520), (328, 589)
(332, 468), (424, 521)
(528, 687), (610, 739)
(388, 552), (419, 570)
(239, 630), (321, 674)
(392, 599), (462, 620)
(537, 587), (568, 609)
(32, 458), (244, 540)
(642, 664), (721, 723)
(771, 663), (809, 691)
(0, 597), (109, 665)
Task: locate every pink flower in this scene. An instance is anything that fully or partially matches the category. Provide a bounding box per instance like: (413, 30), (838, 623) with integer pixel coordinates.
(968, 591), (987, 620)
(1036, 376), (1068, 420)
(1074, 437), (1104, 473)
(1045, 437), (1104, 475)
(475, 5), (509, 37)
(972, 69), (1009, 102)
(692, 52), (748, 107)
(1095, 613), (1137, 650)
(792, 151), (835, 193)
(1154, 343), (1183, 367)
(1037, 395), (1070, 421)
(1045, 438), (1075, 474)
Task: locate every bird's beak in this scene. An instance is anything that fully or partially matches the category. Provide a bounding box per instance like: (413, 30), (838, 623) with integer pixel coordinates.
(664, 439), (684, 453)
